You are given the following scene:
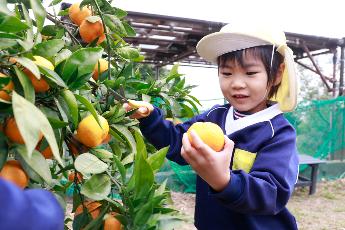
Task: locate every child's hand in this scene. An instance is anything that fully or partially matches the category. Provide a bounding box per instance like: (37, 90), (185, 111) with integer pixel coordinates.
(181, 130), (234, 192)
(123, 100), (154, 119)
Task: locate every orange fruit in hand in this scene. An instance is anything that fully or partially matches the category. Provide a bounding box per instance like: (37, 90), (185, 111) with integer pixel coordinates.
(0, 160), (29, 189)
(68, 2), (92, 26)
(187, 122), (225, 152)
(23, 56), (54, 93)
(93, 59), (109, 81)
(76, 114), (109, 147)
(79, 19), (105, 44)
(0, 73), (14, 101)
(104, 212), (121, 230)
(75, 201), (102, 219)
(4, 117), (43, 144)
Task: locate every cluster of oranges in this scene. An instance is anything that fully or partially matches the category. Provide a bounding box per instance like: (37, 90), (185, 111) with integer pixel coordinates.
(74, 201), (121, 230)
(0, 55), (53, 102)
(68, 2), (105, 45)
(0, 117), (44, 189)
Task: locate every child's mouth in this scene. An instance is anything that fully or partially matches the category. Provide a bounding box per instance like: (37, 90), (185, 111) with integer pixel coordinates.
(233, 94), (248, 99)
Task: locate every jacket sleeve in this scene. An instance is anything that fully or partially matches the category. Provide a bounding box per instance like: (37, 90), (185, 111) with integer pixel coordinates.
(210, 123), (299, 215)
(0, 178), (64, 230)
(139, 106), (208, 165)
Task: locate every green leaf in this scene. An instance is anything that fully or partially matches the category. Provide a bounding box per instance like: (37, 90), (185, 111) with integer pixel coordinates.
(41, 25), (61, 36)
(47, 117), (68, 129)
(117, 46), (140, 60)
(111, 124), (136, 153)
(13, 56), (40, 79)
(113, 7), (127, 18)
(133, 130), (154, 199)
(60, 89), (78, 128)
(147, 147), (168, 172)
(60, 47), (103, 83)
(122, 21), (136, 37)
(14, 66), (35, 103)
(112, 154), (126, 183)
(74, 94), (101, 127)
(0, 38), (17, 49)
(0, 0), (13, 15)
(155, 179), (168, 196)
(0, 14), (29, 33)
(90, 148), (113, 160)
(29, 0), (46, 31)
(54, 48), (72, 66)
(12, 92), (63, 166)
(166, 64), (183, 82)
(103, 14), (126, 36)
(15, 145), (53, 185)
(38, 66), (67, 88)
(74, 153), (108, 175)
(133, 200), (153, 226)
(33, 39), (65, 59)
(80, 173), (111, 200)
(49, 0), (62, 6)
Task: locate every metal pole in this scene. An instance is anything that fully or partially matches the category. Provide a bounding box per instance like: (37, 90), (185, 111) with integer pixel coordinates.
(332, 49), (337, 97)
(155, 66), (160, 80)
(339, 45), (345, 96)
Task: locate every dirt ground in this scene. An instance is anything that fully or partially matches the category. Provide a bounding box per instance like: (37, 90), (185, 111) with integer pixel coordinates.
(171, 178), (345, 230)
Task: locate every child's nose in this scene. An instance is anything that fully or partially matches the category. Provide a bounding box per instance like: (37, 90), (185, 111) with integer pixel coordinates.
(230, 75), (246, 89)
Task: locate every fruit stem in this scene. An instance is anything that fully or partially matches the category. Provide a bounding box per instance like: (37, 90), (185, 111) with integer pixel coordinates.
(91, 0), (112, 80)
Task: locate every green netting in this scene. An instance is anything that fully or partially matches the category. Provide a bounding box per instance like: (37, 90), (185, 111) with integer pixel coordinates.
(285, 96), (345, 161)
(158, 97), (345, 193)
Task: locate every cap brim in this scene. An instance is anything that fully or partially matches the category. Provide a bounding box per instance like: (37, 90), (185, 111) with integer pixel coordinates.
(196, 32), (271, 64)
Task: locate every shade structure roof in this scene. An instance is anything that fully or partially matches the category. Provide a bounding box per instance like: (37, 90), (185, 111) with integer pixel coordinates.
(124, 11), (344, 67)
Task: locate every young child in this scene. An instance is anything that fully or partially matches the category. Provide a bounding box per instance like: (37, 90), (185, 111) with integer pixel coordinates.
(125, 23), (299, 230)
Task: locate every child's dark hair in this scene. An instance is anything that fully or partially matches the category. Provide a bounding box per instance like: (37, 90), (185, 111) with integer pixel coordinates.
(217, 45), (284, 99)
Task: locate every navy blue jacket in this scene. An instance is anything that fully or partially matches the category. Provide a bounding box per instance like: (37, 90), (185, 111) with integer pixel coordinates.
(139, 104), (299, 230)
(0, 178), (64, 230)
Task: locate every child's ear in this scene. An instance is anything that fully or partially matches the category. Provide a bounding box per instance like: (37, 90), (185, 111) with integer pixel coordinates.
(274, 63), (285, 86)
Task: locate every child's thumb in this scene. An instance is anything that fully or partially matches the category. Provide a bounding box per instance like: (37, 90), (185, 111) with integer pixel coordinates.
(223, 135), (234, 152)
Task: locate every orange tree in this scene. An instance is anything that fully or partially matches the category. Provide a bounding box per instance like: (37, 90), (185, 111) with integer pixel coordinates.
(0, 0), (201, 229)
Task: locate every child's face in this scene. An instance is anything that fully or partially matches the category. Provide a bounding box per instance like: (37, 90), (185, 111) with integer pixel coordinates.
(218, 53), (271, 113)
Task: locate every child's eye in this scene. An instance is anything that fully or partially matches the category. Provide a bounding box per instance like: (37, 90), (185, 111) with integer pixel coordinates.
(247, 71), (258, 76)
(221, 72), (232, 77)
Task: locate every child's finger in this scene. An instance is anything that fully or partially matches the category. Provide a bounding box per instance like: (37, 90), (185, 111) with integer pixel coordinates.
(181, 133), (196, 163)
(189, 130), (212, 153)
(122, 103), (132, 112)
(223, 135), (234, 151)
(182, 133), (192, 151)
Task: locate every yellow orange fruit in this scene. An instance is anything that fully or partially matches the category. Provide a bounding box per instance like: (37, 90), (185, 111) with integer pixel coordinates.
(93, 59), (109, 81)
(0, 73), (14, 101)
(101, 134), (111, 144)
(76, 114), (109, 147)
(79, 19), (105, 44)
(0, 160), (29, 189)
(68, 2), (92, 26)
(23, 56), (54, 93)
(4, 117), (43, 144)
(104, 212), (121, 230)
(187, 122), (225, 152)
(75, 201), (101, 219)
